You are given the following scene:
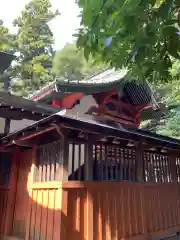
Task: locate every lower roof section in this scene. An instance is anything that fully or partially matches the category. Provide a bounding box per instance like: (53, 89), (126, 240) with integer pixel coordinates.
(1, 111), (180, 151)
(0, 91), (59, 121)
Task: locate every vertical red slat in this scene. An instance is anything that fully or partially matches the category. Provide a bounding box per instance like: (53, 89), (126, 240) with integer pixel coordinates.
(34, 190), (42, 240)
(97, 191), (103, 240)
(53, 189), (61, 240)
(46, 189), (55, 240)
(30, 190), (37, 240)
(40, 190), (48, 240)
(123, 185), (129, 238)
(0, 191), (4, 233)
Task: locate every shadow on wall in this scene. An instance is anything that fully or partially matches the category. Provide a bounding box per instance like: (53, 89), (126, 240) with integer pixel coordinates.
(2, 149), (180, 240)
(5, 149), (85, 240)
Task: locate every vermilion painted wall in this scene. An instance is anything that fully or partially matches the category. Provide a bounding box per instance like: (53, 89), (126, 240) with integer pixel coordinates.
(1, 149), (180, 240)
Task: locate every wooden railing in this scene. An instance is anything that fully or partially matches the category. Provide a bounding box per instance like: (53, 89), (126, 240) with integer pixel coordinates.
(33, 140), (180, 183)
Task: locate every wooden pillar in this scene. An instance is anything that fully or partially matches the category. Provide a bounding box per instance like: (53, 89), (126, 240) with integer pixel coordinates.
(84, 189), (93, 240)
(60, 137), (69, 181)
(4, 118), (11, 135)
(169, 152), (178, 182)
(84, 140), (93, 181)
(26, 146), (36, 240)
(4, 147), (20, 236)
(136, 143), (145, 182)
(59, 187), (68, 240)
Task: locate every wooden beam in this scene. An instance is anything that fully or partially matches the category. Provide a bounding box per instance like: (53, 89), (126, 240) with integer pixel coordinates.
(51, 125), (69, 181)
(84, 189), (93, 240)
(136, 143), (145, 182)
(4, 118), (11, 135)
(26, 146), (36, 239)
(0, 107), (44, 121)
(59, 137), (69, 181)
(169, 152), (178, 182)
(84, 136), (93, 181)
(12, 139), (34, 147)
(4, 147), (20, 235)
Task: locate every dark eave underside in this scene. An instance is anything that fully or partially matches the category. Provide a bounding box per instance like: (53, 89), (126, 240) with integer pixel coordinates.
(0, 91), (59, 120)
(1, 112), (180, 150)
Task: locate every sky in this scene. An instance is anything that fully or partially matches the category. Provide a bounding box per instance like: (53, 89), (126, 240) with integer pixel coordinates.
(0, 0), (81, 50)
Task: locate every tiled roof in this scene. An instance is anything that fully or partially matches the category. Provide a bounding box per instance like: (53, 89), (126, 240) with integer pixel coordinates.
(27, 68), (157, 106)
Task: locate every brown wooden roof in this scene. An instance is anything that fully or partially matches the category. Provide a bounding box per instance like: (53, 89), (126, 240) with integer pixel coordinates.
(0, 91), (59, 121)
(1, 112), (180, 151)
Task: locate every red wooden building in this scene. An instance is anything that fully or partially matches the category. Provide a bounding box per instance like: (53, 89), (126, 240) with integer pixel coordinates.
(28, 69), (162, 129)
(0, 53), (180, 240)
(0, 110), (180, 240)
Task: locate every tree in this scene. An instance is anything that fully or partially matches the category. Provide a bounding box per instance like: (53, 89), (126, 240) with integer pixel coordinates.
(76, 0), (180, 82)
(53, 43), (85, 81)
(10, 0), (59, 96)
(0, 20), (16, 54)
(141, 60), (180, 138)
(53, 43), (108, 81)
(0, 21), (17, 91)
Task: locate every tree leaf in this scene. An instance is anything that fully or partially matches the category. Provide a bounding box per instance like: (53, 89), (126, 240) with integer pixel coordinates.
(153, 0), (166, 8)
(84, 47), (90, 61)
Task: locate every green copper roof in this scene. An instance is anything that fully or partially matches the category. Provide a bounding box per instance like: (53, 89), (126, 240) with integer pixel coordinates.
(56, 68), (128, 94)
(56, 79), (126, 94)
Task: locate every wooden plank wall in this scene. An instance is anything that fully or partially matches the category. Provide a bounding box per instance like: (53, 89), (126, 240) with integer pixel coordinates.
(0, 189), (8, 235)
(11, 150), (32, 239)
(0, 141), (180, 240)
(3, 148), (67, 240)
(64, 182), (180, 240)
(0, 152), (12, 236)
(27, 187), (64, 240)
(5, 180), (180, 240)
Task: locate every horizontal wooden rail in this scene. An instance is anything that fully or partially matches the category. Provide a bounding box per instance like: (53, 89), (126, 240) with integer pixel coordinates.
(0, 185), (9, 190)
(31, 181), (63, 189)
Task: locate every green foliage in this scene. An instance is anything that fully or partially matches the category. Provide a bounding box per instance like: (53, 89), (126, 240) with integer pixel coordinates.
(1, 0), (180, 140)
(53, 43), (107, 81)
(141, 61), (180, 139)
(2, 0), (106, 95)
(157, 73), (180, 139)
(171, 59), (180, 79)
(157, 111), (180, 139)
(0, 20), (17, 53)
(76, 0), (180, 82)
(10, 0), (59, 96)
